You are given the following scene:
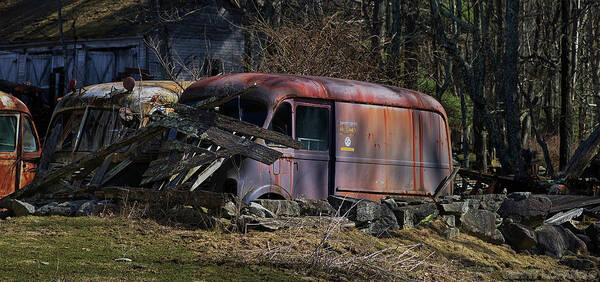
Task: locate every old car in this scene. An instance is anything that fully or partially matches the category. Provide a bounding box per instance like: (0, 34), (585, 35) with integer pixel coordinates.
(37, 80), (191, 186)
(0, 91), (42, 197)
(180, 73), (453, 202)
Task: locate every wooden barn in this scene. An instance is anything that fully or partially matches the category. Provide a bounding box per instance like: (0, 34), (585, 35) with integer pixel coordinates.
(0, 0), (246, 103)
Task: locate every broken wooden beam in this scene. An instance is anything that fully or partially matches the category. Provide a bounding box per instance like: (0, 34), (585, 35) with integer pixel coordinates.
(561, 124), (600, 180)
(98, 186), (237, 210)
(204, 127), (282, 164)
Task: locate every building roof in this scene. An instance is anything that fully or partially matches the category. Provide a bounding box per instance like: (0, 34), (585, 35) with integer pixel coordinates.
(0, 0), (150, 45)
(0, 90), (31, 114)
(180, 73), (448, 120)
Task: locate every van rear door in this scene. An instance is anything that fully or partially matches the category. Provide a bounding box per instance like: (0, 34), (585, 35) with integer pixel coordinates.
(18, 114), (41, 189)
(0, 113), (19, 197)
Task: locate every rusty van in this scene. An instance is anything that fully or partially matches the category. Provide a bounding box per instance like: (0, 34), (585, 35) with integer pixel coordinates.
(180, 73), (453, 202)
(38, 80), (190, 186)
(0, 91), (42, 197)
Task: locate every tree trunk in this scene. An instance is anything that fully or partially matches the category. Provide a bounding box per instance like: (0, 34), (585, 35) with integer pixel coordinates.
(503, 0), (523, 179)
(559, 0), (573, 170)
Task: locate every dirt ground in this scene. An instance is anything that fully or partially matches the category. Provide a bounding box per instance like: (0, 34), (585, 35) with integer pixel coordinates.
(0, 215), (597, 281)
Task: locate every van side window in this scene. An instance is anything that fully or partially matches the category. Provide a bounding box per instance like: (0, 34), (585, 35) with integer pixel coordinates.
(296, 106), (329, 151)
(0, 115), (17, 152)
(267, 102), (292, 146)
(22, 116), (38, 153)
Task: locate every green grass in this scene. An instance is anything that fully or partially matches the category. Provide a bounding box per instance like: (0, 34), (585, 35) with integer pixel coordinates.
(0, 216), (304, 281)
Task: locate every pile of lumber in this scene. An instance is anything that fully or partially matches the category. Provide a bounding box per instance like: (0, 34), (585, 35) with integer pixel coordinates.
(8, 86), (301, 205)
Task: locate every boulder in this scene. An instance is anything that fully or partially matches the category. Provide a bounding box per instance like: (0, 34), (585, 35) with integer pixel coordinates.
(585, 223), (600, 254)
(361, 204), (399, 236)
(252, 199), (300, 217)
(508, 192), (531, 200)
(0, 199), (35, 217)
(559, 256), (597, 270)
(75, 200), (95, 216)
(395, 203), (439, 225)
(442, 215), (456, 227)
(536, 225), (588, 258)
(498, 194), (551, 227)
(247, 202), (276, 218)
(295, 198), (334, 216)
(35, 202), (70, 216)
(467, 194), (507, 212)
(221, 201), (238, 219)
(444, 227), (460, 239)
(500, 222), (537, 251)
(327, 196), (383, 223)
(460, 209), (503, 244)
(439, 202), (469, 216)
(393, 208), (414, 229)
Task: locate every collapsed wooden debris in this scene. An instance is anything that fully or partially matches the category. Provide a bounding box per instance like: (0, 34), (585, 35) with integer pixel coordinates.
(3, 86), (301, 209)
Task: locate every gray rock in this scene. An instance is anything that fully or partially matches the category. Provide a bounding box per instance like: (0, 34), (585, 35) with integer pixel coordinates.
(396, 203), (439, 225)
(327, 196), (383, 223)
(492, 229), (506, 244)
(444, 227), (460, 239)
(295, 198), (334, 216)
(442, 215), (456, 227)
(440, 201), (469, 216)
(500, 222), (537, 250)
(460, 209), (503, 244)
(467, 194), (507, 212)
(0, 199), (35, 217)
(559, 256), (597, 270)
(465, 199), (481, 210)
(536, 225), (588, 258)
(35, 202), (69, 216)
(442, 195), (462, 202)
(393, 208), (414, 229)
(75, 200), (95, 216)
(93, 200), (117, 215)
(247, 202), (276, 218)
(221, 201), (237, 219)
(381, 198), (398, 210)
(328, 195), (361, 217)
(585, 223), (600, 254)
(362, 204), (399, 236)
(508, 192), (531, 200)
(252, 199), (300, 217)
(498, 194), (551, 227)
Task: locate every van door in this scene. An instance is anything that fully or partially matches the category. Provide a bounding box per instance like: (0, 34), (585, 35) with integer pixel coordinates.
(0, 113), (19, 197)
(18, 114), (41, 189)
(291, 101), (331, 199)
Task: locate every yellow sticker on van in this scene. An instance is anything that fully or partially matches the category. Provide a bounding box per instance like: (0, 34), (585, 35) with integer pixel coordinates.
(341, 147), (354, 152)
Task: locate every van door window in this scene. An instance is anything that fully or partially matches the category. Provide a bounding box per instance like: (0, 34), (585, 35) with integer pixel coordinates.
(295, 106), (329, 151)
(267, 102), (292, 146)
(22, 116), (38, 153)
(216, 99), (268, 127)
(0, 115), (17, 152)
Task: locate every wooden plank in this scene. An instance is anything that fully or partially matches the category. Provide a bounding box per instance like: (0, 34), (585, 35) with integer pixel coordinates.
(100, 186), (237, 210)
(546, 195), (600, 213)
(205, 127), (282, 164)
(561, 124), (600, 179)
(154, 115), (212, 138)
(89, 153), (114, 186)
(214, 114), (302, 149)
(140, 152), (218, 185)
(100, 157), (134, 185)
(168, 102), (301, 149)
(8, 126), (163, 200)
(159, 139), (214, 155)
(190, 158), (226, 191)
(194, 84), (258, 109)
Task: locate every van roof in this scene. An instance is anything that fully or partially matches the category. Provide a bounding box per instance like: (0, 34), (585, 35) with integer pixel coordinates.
(180, 73), (448, 120)
(0, 90), (30, 114)
(56, 80), (192, 114)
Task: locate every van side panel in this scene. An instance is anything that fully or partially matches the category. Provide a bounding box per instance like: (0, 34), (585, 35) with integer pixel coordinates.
(334, 102), (450, 197)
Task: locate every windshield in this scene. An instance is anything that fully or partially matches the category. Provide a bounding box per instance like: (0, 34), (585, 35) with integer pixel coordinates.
(47, 108), (137, 153)
(215, 98), (268, 127)
(0, 115), (17, 152)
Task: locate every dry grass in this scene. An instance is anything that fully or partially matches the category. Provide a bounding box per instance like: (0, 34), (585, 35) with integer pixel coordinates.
(0, 215), (595, 281)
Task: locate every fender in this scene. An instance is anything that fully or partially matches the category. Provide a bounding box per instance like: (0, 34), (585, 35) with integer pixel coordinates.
(242, 184), (292, 203)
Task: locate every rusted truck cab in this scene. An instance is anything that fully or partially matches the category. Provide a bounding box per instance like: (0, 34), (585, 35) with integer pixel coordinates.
(38, 81), (187, 185)
(181, 73), (453, 202)
(0, 91), (42, 197)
